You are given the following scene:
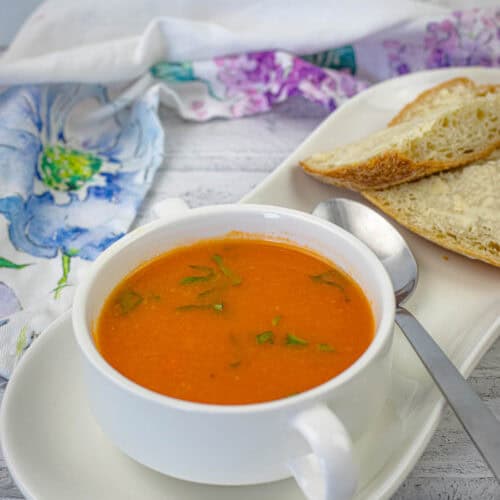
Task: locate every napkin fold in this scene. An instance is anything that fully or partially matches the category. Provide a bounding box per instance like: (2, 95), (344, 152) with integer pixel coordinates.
(0, 0), (446, 84)
(0, 1), (498, 377)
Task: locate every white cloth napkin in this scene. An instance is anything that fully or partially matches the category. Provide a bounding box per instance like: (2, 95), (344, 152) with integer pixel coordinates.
(0, 0), (445, 84)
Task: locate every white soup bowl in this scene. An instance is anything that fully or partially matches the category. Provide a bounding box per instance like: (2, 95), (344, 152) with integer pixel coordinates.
(72, 202), (395, 500)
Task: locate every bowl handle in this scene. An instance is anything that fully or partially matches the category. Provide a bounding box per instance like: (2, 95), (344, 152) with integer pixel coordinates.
(289, 404), (358, 500)
(152, 198), (190, 219)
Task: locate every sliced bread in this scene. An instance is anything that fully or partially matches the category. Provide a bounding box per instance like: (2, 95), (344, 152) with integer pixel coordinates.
(300, 94), (500, 190)
(388, 77), (500, 126)
(362, 151), (500, 267)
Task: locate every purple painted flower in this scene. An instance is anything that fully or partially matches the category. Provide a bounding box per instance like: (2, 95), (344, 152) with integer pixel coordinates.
(397, 63), (411, 75)
(383, 8), (499, 75)
(211, 51), (367, 116)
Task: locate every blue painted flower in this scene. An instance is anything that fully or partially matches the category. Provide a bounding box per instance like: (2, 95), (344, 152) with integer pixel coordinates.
(0, 84), (163, 295)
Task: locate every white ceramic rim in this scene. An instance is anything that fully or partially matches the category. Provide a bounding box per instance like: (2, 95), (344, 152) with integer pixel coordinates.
(73, 204), (395, 415)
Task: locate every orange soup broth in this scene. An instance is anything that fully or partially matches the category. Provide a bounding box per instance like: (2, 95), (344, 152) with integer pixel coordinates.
(95, 238), (375, 405)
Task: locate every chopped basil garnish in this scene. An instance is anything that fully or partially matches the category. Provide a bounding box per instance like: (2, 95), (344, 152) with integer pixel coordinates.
(310, 270), (344, 290)
(310, 270), (350, 301)
(318, 343), (335, 352)
(117, 290), (143, 314)
(180, 265), (215, 285)
(212, 254), (242, 285)
(180, 276), (211, 285)
(189, 265), (214, 273)
(198, 287), (216, 298)
(286, 333), (308, 346)
(272, 315), (282, 326)
(256, 331), (274, 344)
(177, 302), (224, 312)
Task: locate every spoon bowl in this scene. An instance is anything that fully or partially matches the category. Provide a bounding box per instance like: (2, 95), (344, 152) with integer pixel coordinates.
(313, 199), (417, 304)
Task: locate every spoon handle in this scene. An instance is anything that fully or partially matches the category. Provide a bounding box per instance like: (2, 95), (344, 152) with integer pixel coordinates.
(395, 307), (500, 481)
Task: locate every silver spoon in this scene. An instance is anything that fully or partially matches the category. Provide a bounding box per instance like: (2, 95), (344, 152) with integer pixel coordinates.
(313, 197), (500, 481)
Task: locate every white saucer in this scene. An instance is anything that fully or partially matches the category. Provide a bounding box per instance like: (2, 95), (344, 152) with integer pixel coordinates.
(0, 312), (397, 499)
(2, 67), (500, 499)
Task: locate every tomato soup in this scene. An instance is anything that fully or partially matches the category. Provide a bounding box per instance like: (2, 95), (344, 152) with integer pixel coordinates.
(95, 237), (375, 405)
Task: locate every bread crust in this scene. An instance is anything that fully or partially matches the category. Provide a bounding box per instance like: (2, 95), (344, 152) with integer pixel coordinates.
(388, 77), (475, 126)
(300, 139), (500, 191)
(362, 189), (500, 267)
(389, 77), (500, 126)
(300, 76), (500, 266)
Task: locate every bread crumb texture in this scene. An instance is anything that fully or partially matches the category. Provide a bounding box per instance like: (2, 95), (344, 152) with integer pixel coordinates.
(363, 154), (500, 267)
(301, 93), (500, 190)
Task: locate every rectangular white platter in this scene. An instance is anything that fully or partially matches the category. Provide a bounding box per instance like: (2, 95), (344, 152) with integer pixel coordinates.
(241, 66), (500, 499)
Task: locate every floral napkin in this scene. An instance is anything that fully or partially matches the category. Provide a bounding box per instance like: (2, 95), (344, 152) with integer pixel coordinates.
(0, 6), (498, 377)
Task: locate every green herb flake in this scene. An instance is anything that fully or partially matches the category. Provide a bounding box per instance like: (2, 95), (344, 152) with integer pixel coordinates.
(318, 343), (335, 352)
(189, 265), (214, 273)
(180, 265), (215, 285)
(212, 254), (242, 286)
(256, 331), (274, 344)
(180, 276), (209, 285)
(229, 360), (241, 368)
(118, 290), (143, 314)
(310, 270), (344, 291)
(271, 315), (282, 326)
(177, 304), (206, 311)
(198, 287), (216, 298)
(286, 333), (308, 346)
(177, 302), (224, 313)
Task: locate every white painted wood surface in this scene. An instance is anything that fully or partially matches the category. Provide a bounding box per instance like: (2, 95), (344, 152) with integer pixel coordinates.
(0, 97), (499, 499)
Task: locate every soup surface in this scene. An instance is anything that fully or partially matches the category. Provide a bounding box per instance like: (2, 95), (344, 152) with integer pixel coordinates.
(96, 237), (375, 405)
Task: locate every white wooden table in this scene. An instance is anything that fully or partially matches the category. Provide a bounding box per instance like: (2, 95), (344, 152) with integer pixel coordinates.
(0, 97), (499, 499)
